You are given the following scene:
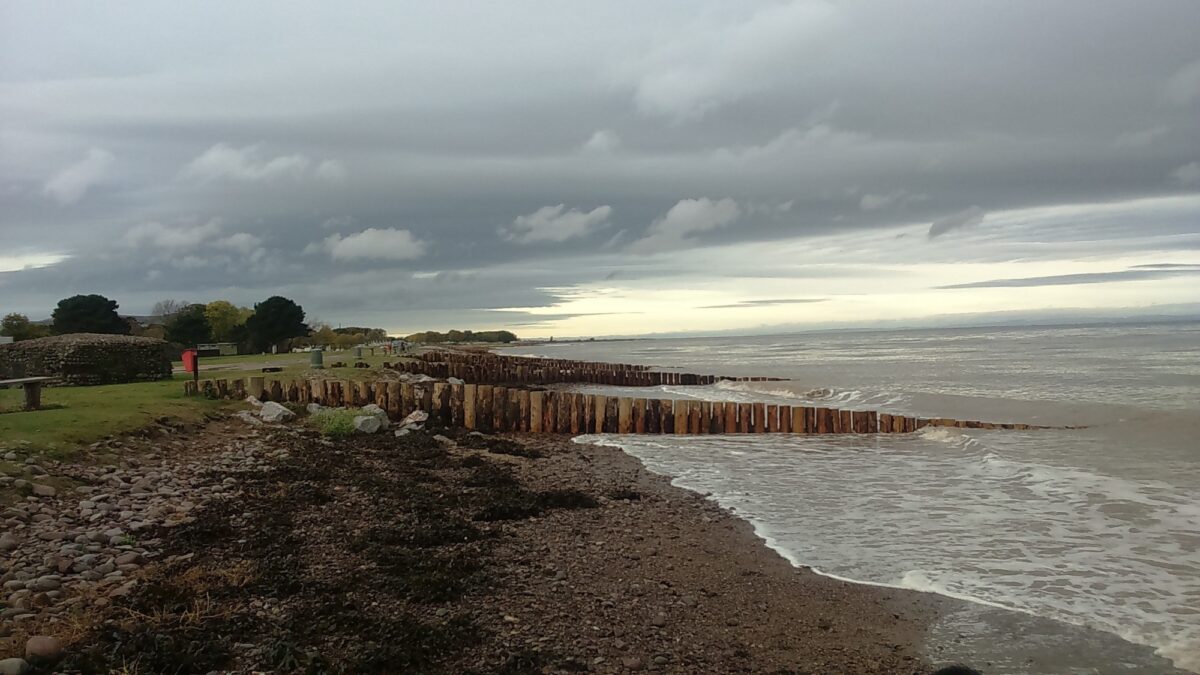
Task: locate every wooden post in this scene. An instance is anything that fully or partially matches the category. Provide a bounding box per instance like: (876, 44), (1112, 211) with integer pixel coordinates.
(543, 392), (557, 432)
(699, 401), (711, 434)
(529, 390), (544, 433)
(779, 405), (791, 433)
(570, 393), (583, 434)
(632, 398), (646, 433)
(249, 376), (265, 399)
(674, 400), (690, 434)
(737, 403), (751, 433)
(879, 413), (893, 432)
(401, 383), (415, 416)
(493, 386), (508, 432)
(661, 399), (674, 434)
(689, 401), (702, 434)
(269, 380), (283, 403)
(765, 404), (778, 433)
(865, 410), (878, 433)
(594, 395), (607, 434)
(450, 384), (464, 427)
(431, 383), (448, 424)
(357, 381), (371, 405)
(477, 385), (494, 433)
(710, 401), (725, 433)
(647, 399), (661, 433)
(233, 379), (247, 400)
(464, 384), (478, 430)
(604, 396), (618, 433)
(216, 379), (229, 399)
(792, 406), (806, 434)
(724, 402), (737, 433)
(752, 402), (767, 433)
(618, 397), (633, 434)
(516, 389), (530, 432)
(386, 382), (401, 417)
(840, 410), (853, 434)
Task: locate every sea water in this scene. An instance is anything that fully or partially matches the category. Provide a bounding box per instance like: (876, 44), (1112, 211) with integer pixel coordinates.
(506, 322), (1200, 673)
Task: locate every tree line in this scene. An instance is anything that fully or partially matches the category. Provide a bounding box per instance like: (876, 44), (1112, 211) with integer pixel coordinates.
(2, 295), (520, 352)
(2, 294), (309, 353)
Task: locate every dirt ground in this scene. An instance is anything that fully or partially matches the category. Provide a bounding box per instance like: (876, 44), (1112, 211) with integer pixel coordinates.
(9, 417), (945, 674)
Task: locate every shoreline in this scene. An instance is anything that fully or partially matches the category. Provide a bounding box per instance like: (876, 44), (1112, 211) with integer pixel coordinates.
(580, 434), (1195, 674)
(3, 413), (1189, 672)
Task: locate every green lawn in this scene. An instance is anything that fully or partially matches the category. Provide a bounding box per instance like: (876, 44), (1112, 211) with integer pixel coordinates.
(0, 352), (417, 456)
(0, 375), (232, 457)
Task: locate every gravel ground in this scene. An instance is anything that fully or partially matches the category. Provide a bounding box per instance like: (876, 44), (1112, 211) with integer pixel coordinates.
(1, 415), (946, 673)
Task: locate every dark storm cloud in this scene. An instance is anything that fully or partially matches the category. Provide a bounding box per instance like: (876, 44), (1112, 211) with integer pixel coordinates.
(2, 1), (1200, 329)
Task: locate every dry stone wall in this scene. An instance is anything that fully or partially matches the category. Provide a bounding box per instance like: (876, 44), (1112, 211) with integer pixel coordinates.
(0, 333), (172, 385)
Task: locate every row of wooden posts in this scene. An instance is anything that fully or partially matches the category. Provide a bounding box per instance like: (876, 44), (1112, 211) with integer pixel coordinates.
(183, 376), (1039, 434)
(390, 351), (786, 387)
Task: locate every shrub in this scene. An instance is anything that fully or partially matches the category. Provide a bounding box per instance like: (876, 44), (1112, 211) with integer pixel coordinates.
(308, 408), (360, 437)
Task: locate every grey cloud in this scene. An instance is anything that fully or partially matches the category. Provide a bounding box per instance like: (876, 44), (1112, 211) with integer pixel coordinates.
(2, 1), (1200, 332)
(699, 298), (827, 309)
(936, 268), (1200, 290)
(928, 206), (986, 239)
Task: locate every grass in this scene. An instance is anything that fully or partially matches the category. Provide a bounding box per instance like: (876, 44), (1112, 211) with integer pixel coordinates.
(308, 408), (361, 437)
(171, 350), (417, 385)
(0, 374), (233, 457)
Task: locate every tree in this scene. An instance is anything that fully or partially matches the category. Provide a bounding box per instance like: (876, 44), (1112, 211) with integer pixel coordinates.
(165, 304), (212, 346)
(310, 324), (338, 347)
(205, 300), (251, 342)
(0, 313), (50, 341)
(244, 296), (307, 352)
(51, 294), (129, 335)
(151, 299), (189, 319)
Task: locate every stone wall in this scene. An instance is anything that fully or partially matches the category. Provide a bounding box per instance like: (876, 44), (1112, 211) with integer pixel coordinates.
(0, 333), (173, 386)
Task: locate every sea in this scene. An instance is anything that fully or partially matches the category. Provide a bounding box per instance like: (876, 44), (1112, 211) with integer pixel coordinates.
(504, 321), (1200, 674)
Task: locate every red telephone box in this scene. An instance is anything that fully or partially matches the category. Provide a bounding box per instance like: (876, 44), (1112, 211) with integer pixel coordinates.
(181, 349), (198, 374)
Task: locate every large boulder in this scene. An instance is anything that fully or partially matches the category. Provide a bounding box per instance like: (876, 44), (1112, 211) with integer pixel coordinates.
(353, 415), (383, 434)
(260, 401), (295, 423)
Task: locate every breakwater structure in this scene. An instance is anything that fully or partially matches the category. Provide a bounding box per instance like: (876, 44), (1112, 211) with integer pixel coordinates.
(182, 351), (1051, 434)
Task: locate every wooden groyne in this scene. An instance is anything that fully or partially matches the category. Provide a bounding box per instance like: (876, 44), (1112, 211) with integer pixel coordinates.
(183, 375), (1043, 434)
(390, 351), (786, 387)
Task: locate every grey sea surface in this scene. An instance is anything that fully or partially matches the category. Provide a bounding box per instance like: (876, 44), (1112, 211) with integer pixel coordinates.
(507, 322), (1200, 673)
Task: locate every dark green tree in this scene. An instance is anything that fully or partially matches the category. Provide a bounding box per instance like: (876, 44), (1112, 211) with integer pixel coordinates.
(1, 313), (51, 341)
(164, 304), (212, 346)
(244, 296), (307, 352)
(51, 294), (130, 335)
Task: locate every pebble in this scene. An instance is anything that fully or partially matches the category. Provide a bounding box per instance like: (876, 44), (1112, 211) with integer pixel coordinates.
(24, 635), (63, 665)
(30, 484), (56, 497)
(0, 658), (30, 675)
(0, 534), (18, 552)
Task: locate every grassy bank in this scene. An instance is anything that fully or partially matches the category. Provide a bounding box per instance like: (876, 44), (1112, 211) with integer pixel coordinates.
(1, 353), (415, 456)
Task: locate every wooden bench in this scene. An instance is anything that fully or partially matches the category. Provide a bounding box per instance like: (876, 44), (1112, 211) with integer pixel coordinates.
(0, 376), (54, 411)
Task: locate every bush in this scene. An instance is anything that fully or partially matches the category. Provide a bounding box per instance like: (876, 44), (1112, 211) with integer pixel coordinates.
(308, 408), (360, 437)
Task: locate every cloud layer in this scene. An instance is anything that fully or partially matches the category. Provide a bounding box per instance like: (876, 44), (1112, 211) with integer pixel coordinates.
(2, 1), (1199, 335)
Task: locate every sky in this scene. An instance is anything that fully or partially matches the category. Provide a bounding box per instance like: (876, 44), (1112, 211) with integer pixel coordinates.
(2, 1), (1199, 338)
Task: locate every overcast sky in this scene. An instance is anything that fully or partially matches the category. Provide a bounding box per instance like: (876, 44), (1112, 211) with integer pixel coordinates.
(2, 1), (1199, 337)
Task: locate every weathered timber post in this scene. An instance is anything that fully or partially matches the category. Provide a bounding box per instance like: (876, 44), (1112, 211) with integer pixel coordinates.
(432, 383), (449, 424)
(840, 410), (854, 434)
(594, 395), (607, 434)
(386, 382), (401, 417)
(633, 398), (646, 433)
(647, 399), (661, 433)
(464, 384), (478, 430)
(543, 392), (557, 432)
(751, 402), (766, 433)
(674, 400), (689, 435)
(765, 404), (778, 433)
(723, 402), (737, 433)
(569, 394), (582, 434)
(779, 405), (791, 433)
(493, 387), (508, 432)
(618, 397), (633, 434)
(477, 385), (494, 433)
(249, 376), (265, 400)
(450, 384), (465, 426)
(529, 390), (544, 432)
(269, 380), (283, 403)
(661, 399), (674, 433)
(604, 396), (618, 433)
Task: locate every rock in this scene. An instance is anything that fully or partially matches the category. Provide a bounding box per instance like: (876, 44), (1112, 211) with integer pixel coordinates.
(32, 577), (60, 592)
(352, 416), (382, 434)
(395, 428), (411, 437)
(26, 464), (47, 476)
(0, 534), (18, 552)
(115, 552), (143, 565)
(360, 403), (387, 419)
(621, 656), (644, 671)
(432, 434), (456, 447)
(235, 411), (264, 426)
(24, 635), (63, 665)
(259, 402), (295, 423)
(305, 402), (324, 415)
(398, 410), (429, 428)
(447, 377), (464, 385)
(0, 658), (30, 675)
(651, 613), (667, 627)
(245, 395), (264, 408)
